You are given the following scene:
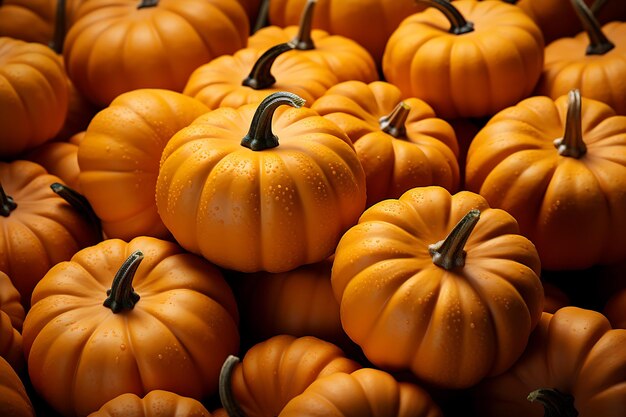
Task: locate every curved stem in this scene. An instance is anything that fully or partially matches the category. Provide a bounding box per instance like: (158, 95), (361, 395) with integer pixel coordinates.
(243, 43), (295, 90)
(429, 209), (480, 270)
(590, 0), (608, 15)
(570, 0), (614, 55)
(252, 0), (271, 34)
(51, 183), (103, 239)
(379, 102), (410, 138)
(49, 0), (66, 54)
(241, 91), (306, 151)
(219, 355), (247, 417)
(291, 0), (317, 50)
(553, 89), (587, 159)
(0, 183), (17, 217)
(416, 0), (474, 35)
(137, 0), (158, 9)
(103, 250), (143, 313)
(528, 388), (579, 417)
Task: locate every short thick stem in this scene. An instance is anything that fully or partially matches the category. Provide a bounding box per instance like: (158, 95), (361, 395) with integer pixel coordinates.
(103, 251), (143, 313)
(49, 0), (66, 54)
(137, 0), (158, 9)
(417, 0), (474, 35)
(571, 0), (614, 55)
(0, 183), (17, 217)
(528, 388), (579, 417)
(253, 0), (271, 33)
(429, 209), (480, 270)
(291, 0), (317, 50)
(243, 42), (295, 90)
(219, 355), (247, 417)
(553, 89), (587, 158)
(380, 102), (410, 138)
(241, 91), (306, 151)
(51, 183), (103, 238)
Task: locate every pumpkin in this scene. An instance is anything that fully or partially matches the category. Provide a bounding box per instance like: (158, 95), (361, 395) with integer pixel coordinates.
(311, 80), (460, 206)
(465, 89), (626, 270)
(383, 0), (544, 119)
(0, 356), (35, 417)
(26, 139), (81, 191)
(473, 307), (626, 417)
(0, 272), (24, 371)
(63, 0), (249, 107)
(536, 0), (626, 116)
(183, 42), (339, 110)
(541, 281), (570, 314)
(604, 288), (626, 329)
(219, 335), (361, 417)
(279, 368), (444, 417)
(87, 390), (213, 417)
(331, 186), (544, 388)
(0, 160), (100, 307)
(0, 271), (24, 332)
(77, 88), (209, 241)
(22, 236), (240, 417)
(156, 91), (366, 273)
(248, 0), (378, 84)
(267, 0), (421, 67)
(0, 36), (68, 159)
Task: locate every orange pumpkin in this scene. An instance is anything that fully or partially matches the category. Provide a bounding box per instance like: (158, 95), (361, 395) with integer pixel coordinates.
(0, 37), (68, 159)
(0, 272), (24, 372)
(311, 80), (460, 206)
(183, 42), (339, 110)
(331, 186), (544, 389)
(0, 356), (35, 417)
(383, 0), (544, 119)
(22, 236), (240, 417)
(77, 89), (209, 241)
(63, 0), (249, 107)
(87, 390), (213, 417)
(156, 92), (366, 273)
(248, 0), (378, 84)
(465, 90), (626, 270)
(26, 139), (81, 191)
(219, 335), (361, 417)
(474, 307), (626, 417)
(0, 271), (24, 332)
(279, 368), (444, 417)
(536, 0), (626, 116)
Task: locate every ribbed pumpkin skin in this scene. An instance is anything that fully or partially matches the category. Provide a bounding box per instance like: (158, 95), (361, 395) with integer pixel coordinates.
(156, 103), (366, 273)
(26, 140), (81, 192)
(77, 89), (209, 241)
(63, 0), (249, 107)
(279, 368), (444, 417)
(0, 271), (24, 371)
(229, 335), (361, 417)
(474, 307), (626, 417)
(0, 271), (24, 332)
(383, 0), (544, 119)
(331, 186), (544, 389)
(22, 236), (240, 417)
(87, 390), (212, 417)
(465, 95), (626, 270)
(0, 356), (35, 417)
(0, 37), (68, 159)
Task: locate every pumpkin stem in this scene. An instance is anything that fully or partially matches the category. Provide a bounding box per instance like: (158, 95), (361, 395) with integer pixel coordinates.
(0, 183), (17, 217)
(241, 91), (306, 151)
(590, 0), (608, 15)
(501, 0), (517, 3)
(51, 183), (103, 238)
(528, 388), (579, 417)
(416, 0), (474, 35)
(243, 42), (295, 90)
(571, 0), (614, 55)
(553, 89), (587, 159)
(103, 250), (143, 313)
(379, 102), (410, 138)
(291, 0), (317, 50)
(219, 355), (248, 417)
(429, 209), (480, 270)
(253, 0), (271, 33)
(137, 0), (158, 9)
(49, 0), (66, 54)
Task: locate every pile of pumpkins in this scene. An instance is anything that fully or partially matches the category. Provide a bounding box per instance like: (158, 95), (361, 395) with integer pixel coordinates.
(1, 0), (625, 416)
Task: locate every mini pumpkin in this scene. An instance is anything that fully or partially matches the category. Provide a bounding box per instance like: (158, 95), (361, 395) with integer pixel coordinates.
(0, 356), (35, 417)
(87, 390), (213, 417)
(26, 139), (81, 191)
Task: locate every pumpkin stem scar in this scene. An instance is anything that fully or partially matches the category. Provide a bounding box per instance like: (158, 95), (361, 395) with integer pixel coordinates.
(429, 209), (480, 270)
(571, 0), (614, 55)
(243, 42), (295, 90)
(219, 355), (248, 417)
(241, 91), (306, 151)
(553, 89), (587, 159)
(51, 183), (103, 239)
(0, 183), (17, 217)
(291, 0), (317, 50)
(137, 0), (159, 9)
(48, 0), (66, 54)
(103, 250), (143, 313)
(528, 388), (579, 417)
(416, 0), (475, 35)
(379, 101), (411, 138)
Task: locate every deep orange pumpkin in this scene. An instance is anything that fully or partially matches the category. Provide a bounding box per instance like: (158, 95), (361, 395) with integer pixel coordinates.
(0, 356), (35, 417)
(87, 390), (213, 417)
(26, 139), (81, 192)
